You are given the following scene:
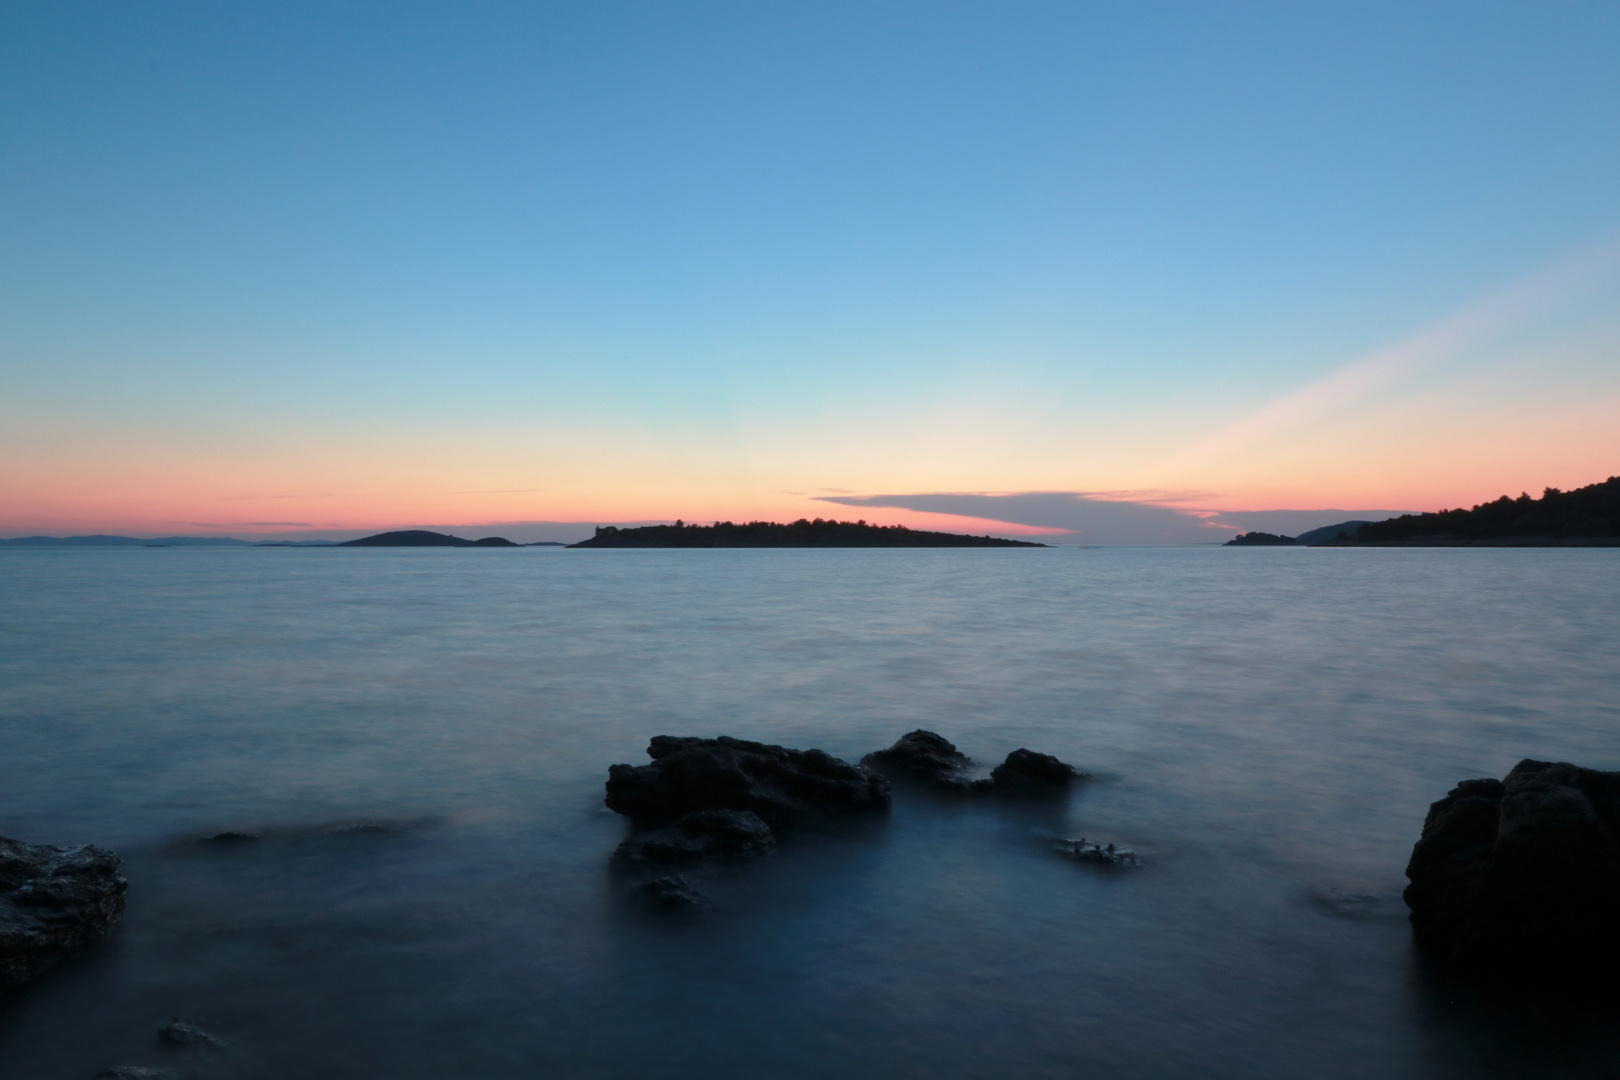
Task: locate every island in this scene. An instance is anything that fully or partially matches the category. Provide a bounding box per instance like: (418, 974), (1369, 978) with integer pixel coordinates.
(1316, 476), (1620, 546)
(1224, 531), (1296, 546)
(568, 519), (1043, 548)
(339, 530), (521, 547)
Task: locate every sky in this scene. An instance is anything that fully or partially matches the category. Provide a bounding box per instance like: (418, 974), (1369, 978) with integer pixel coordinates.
(2, 1), (1617, 543)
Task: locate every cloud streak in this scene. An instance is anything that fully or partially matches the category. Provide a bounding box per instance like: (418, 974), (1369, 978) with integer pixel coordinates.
(1160, 232), (1620, 472)
(816, 492), (1413, 544)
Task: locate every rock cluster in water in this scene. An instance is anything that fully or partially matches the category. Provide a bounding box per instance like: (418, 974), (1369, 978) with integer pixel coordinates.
(605, 736), (890, 906)
(604, 731), (1094, 908)
(861, 730), (1084, 794)
(0, 836), (127, 993)
(1404, 758), (1620, 983)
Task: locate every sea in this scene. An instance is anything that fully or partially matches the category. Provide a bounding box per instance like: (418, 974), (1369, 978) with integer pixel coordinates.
(1, 545), (1617, 1080)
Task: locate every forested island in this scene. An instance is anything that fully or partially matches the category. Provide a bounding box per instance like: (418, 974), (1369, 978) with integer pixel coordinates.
(1322, 477), (1620, 546)
(568, 519), (1043, 548)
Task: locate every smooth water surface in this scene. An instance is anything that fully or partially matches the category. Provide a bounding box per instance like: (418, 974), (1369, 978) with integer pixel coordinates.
(1, 546), (1617, 1079)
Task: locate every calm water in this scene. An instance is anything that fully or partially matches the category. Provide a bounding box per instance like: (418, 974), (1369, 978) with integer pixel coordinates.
(1, 546), (1618, 1079)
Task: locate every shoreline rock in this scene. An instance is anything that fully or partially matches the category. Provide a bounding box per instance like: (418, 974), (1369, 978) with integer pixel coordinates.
(0, 836), (127, 993)
(1404, 759), (1620, 983)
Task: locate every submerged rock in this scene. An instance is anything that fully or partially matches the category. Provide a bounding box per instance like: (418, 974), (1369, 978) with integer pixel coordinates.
(604, 735), (890, 827)
(863, 730), (978, 792)
(613, 809), (776, 868)
(1404, 759), (1620, 982)
(196, 831), (260, 846)
(989, 749), (1084, 792)
(634, 874), (708, 910)
(0, 836), (127, 991)
(157, 1019), (224, 1051)
(1059, 837), (1138, 867)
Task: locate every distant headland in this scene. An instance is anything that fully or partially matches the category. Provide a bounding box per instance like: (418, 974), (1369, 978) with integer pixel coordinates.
(1318, 476), (1620, 547)
(569, 519), (1043, 548)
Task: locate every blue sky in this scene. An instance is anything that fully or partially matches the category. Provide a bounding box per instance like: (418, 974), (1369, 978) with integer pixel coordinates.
(2, 1), (1617, 541)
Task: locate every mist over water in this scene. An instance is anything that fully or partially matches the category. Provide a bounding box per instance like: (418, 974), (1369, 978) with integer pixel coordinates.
(1, 546), (1617, 1079)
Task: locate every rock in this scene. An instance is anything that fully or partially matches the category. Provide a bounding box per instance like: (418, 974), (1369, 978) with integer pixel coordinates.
(1404, 759), (1620, 981)
(1058, 837), (1138, 867)
(157, 1019), (224, 1050)
(989, 749), (1083, 791)
(604, 735), (890, 827)
(196, 831), (260, 845)
(863, 730), (978, 792)
(613, 809), (776, 867)
(0, 836), (127, 991)
(633, 875), (708, 910)
(94, 1068), (178, 1080)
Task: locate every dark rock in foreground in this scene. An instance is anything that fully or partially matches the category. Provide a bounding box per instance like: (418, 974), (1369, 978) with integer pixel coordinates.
(605, 735), (890, 828)
(0, 836), (127, 992)
(613, 809), (776, 868)
(94, 1068), (178, 1080)
(1405, 759), (1620, 982)
(863, 730), (978, 792)
(989, 749), (1083, 792)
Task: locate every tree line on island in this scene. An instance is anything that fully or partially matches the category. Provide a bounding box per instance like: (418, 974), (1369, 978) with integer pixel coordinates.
(1226, 475), (1620, 547)
(572, 518), (1042, 548)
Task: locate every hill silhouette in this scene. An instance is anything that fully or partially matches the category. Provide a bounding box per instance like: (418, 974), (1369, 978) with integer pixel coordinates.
(340, 530), (520, 547)
(569, 519), (1042, 548)
(1321, 477), (1620, 546)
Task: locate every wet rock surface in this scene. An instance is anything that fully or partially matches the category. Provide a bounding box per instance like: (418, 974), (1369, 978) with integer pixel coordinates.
(94, 1068), (179, 1080)
(989, 749), (1083, 792)
(0, 836), (127, 992)
(863, 730), (978, 792)
(613, 809), (776, 867)
(1404, 758), (1620, 982)
(605, 735), (891, 827)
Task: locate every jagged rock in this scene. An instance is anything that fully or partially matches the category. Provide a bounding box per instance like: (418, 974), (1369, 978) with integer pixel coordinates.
(0, 836), (127, 991)
(157, 1019), (224, 1050)
(613, 809), (776, 867)
(989, 749), (1083, 791)
(634, 875), (707, 910)
(1404, 759), (1620, 981)
(863, 730), (978, 792)
(94, 1068), (178, 1080)
(604, 735), (890, 827)
(1059, 837), (1138, 867)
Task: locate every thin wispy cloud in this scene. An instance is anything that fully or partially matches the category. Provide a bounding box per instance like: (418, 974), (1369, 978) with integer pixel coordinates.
(1161, 231), (1620, 472)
